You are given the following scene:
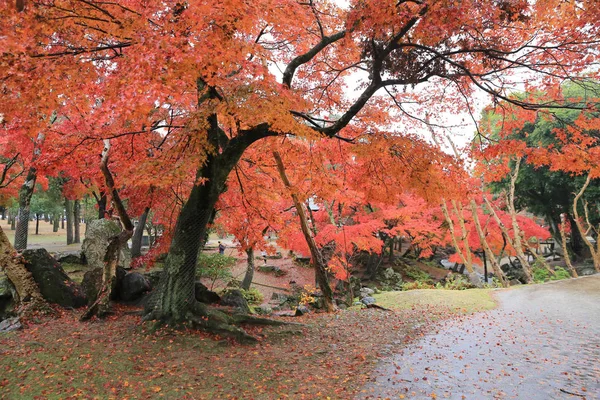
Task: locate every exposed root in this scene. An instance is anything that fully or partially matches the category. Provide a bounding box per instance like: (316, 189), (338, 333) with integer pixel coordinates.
(144, 301), (303, 343)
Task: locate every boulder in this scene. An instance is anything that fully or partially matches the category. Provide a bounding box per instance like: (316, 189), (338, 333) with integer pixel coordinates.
(80, 267), (127, 304)
(56, 253), (84, 265)
(295, 305), (310, 316)
(82, 219), (131, 271)
(0, 317), (21, 333)
(254, 305), (273, 315)
(0, 272), (17, 321)
(576, 266), (597, 276)
(22, 249), (86, 308)
(220, 289), (251, 314)
(195, 282), (221, 304)
(501, 261), (528, 284)
(467, 272), (484, 288)
(80, 268), (103, 305)
(359, 287), (375, 299)
(361, 296), (376, 306)
(119, 272), (151, 302)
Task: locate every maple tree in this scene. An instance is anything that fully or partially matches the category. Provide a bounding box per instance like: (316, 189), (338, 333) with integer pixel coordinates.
(1, 1), (599, 335)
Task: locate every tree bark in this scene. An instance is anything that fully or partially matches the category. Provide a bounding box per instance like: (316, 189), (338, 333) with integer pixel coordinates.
(559, 214), (578, 277)
(52, 214), (59, 232)
(131, 207), (150, 258)
(94, 191), (107, 220)
(440, 199), (473, 272)
(10, 211), (16, 230)
(241, 247), (255, 290)
(572, 174), (600, 272)
(14, 166), (37, 251)
(73, 199), (81, 243)
(0, 224), (50, 316)
(35, 214), (40, 235)
(469, 199), (508, 287)
(273, 151), (335, 312)
(65, 199), (74, 245)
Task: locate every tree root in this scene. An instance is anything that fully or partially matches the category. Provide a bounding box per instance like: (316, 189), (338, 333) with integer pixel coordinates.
(144, 301), (304, 343)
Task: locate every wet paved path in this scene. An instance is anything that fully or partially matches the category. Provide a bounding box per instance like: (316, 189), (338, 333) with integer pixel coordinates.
(360, 276), (600, 399)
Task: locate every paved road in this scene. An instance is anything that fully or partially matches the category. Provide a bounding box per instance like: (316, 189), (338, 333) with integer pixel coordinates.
(360, 276), (600, 399)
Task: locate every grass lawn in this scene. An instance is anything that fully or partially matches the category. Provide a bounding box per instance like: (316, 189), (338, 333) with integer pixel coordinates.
(0, 289), (496, 399)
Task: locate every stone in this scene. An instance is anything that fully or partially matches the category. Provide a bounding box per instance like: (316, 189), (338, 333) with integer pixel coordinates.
(352, 300), (362, 306)
(337, 304), (348, 310)
(359, 287), (375, 298)
(195, 282), (221, 304)
(80, 268), (103, 305)
(0, 273), (17, 321)
(56, 253), (84, 265)
(258, 265), (287, 277)
(254, 305), (273, 315)
(119, 272), (151, 302)
(576, 266), (597, 276)
(144, 271), (163, 289)
(467, 272), (484, 288)
(22, 249), (87, 308)
(361, 296), (376, 306)
(295, 305), (310, 316)
(220, 289), (251, 314)
(0, 317), (21, 333)
(509, 279), (522, 286)
(82, 219), (131, 271)
(501, 261), (528, 284)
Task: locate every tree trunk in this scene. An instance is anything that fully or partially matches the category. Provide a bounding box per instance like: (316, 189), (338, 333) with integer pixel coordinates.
(572, 174), (600, 272)
(469, 199), (508, 287)
(96, 192), (107, 220)
(14, 166), (37, 251)
(0, 225), (50, 316)
(273, 151), (335, 312)
(61, 213), (64, 229)
(241, 247), (255, 290)
(35, 214), (40, 235)
(131, 207), (150, 258)
(52, 214), (59, 232)
(65, 199), (74, 245)
(81, 141), (134, 320)
(10, 211), (16, 230)
(441, 199), (473, 272)
(559, 214), (578, 277)
(73, 199), (81, 244)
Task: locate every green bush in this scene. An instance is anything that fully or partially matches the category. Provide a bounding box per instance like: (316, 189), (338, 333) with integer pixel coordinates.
(401, 281), (435, 291)
(395, 260), (432, 283)
(436, 274), (474, 290)
(550, 267), (571, 281)
(197, 253), (237, 290)
(532, 267), (549, 283)
(241, 288), (264, 305)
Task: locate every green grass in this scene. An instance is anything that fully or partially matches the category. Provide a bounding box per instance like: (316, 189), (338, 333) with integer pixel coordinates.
(374, 288), (497, 313)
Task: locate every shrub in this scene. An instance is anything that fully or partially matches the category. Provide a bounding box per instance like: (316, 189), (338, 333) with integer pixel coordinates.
(241, 288), (264, 305)
(533, 266), (571, 283)
(401, 281), (435, 291)
(436, 274), (474, 290)
(532, 267), (549, 283)
(197, 253), (237, 290)
(550, 267), (571, 281)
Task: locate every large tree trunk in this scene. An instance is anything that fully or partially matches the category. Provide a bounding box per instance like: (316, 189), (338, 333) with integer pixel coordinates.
(273, 151), (335, 312)
(131, 207), (150, 259)
(35, 214), (40, 235)
(0, 225), (50, 316)
(241, 247), (255, 290)
(73, 199), (81, 244)
(65, 199), (74, 245)
(94, 191), (107, 220)
(10, 211), (16, 230)
(14, 166), (37, 251)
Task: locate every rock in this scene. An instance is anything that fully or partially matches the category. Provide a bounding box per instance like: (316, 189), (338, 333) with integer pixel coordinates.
(359, 287), (375, 298)
(195, 282), (221, 304)
(258, 265), (287, 277)
(337, 304), (348, 310)
(220, 289), (251, 314)
(22, 249), (87, 308)
(0, 317), (21, 333)
(576, 266), (597, 276)
(80, 268), (103, 305)
(352, 301), (362, 307)
(56, 253), (84, 265)
(80, 267), (127, 304)
(254, 305), (273, 315)
(144, 271), (163, 289)
(0, 273), (17, 321)
(509, 279), (522, 286)
(82, 219), (131, 271)
(467, 272), (484, 288)
(501, 261), (528, 284)
(361, 296), (376, 306)
(119, 272), (151, 302)
(295, 305), (310, 316)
